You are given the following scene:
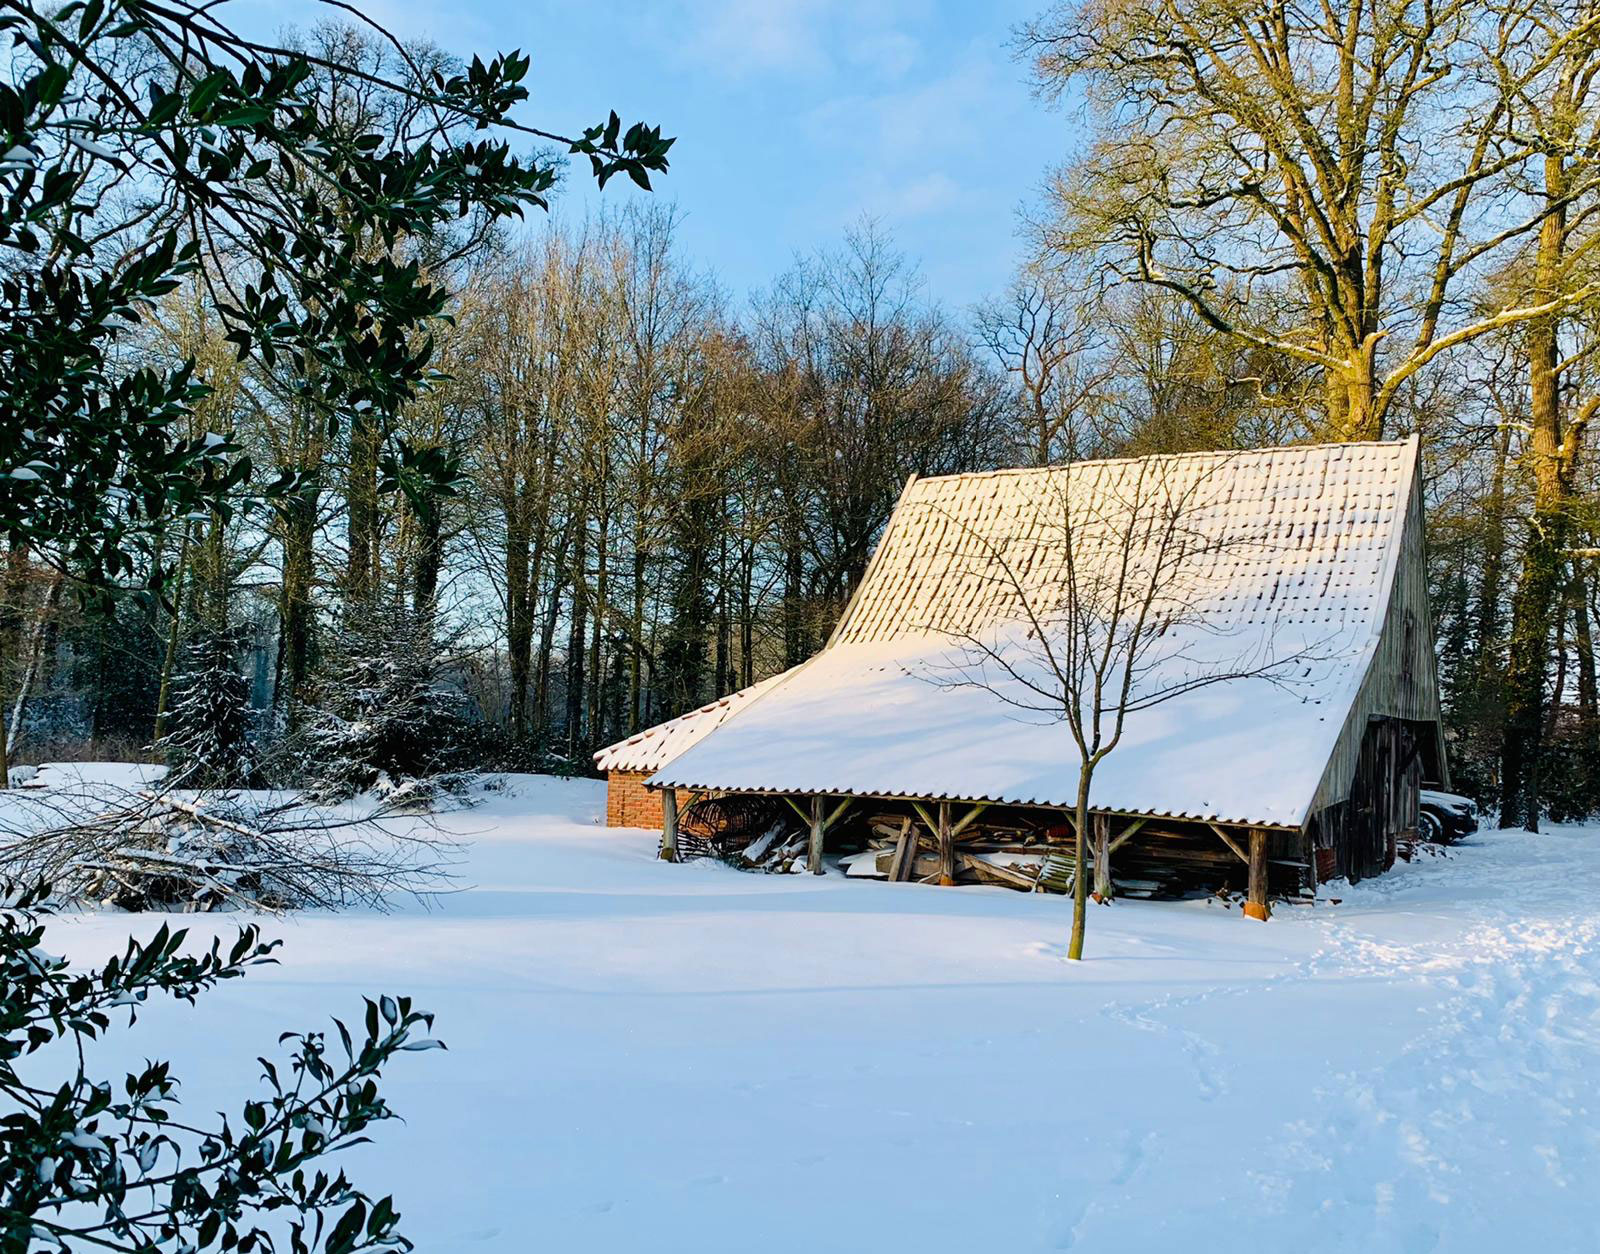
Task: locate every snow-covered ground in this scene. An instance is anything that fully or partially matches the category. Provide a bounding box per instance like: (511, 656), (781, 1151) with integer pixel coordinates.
(20, 769), (1600, 1252)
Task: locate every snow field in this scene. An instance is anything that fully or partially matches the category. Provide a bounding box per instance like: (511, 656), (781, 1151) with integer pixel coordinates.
(21, 769), (1600, 1253)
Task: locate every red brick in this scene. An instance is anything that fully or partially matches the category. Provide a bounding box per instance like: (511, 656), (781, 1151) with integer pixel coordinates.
(605, 770), (664, 829)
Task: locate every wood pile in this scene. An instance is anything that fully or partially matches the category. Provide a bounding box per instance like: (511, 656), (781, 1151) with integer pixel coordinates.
(835, 812), (1188, 898)
(672, 795), (811, 872)
(670, 795), (1310, 900)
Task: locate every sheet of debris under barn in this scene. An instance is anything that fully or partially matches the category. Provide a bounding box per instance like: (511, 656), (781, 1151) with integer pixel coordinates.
(597, 437), (1447, 914)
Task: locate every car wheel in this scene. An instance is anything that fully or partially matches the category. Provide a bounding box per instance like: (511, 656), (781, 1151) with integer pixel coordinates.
(1418, 810), (1444, 844)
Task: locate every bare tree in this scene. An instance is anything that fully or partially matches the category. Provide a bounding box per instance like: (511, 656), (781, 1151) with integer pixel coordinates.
(975, 270), (1114, 464)
(1019, 0), (1593, 440)
(1495, 0), (1600, 826)
(918, 454), (1321, 959)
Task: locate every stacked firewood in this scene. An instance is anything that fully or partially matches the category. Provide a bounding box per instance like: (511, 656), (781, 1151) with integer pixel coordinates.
(838, 812), (1187, 898)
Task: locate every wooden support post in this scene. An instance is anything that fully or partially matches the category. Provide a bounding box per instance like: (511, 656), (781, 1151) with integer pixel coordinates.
(937, 800), (955, 885)
(1244, 827), (1270, 920)
(660, 788), (679, 863)
(808, 795), (825, 875)
(1091, 813), (1112, 902)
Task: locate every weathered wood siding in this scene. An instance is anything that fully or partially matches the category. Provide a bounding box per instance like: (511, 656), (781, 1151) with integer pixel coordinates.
(1306, 457), (1447, 824)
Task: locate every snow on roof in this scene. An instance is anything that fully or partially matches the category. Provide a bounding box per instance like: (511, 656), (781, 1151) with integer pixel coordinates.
(593, 674), (788, 773)
(649, 439), (1421, 828)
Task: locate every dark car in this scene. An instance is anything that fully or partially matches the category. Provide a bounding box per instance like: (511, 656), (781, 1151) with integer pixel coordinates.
(1419, 789), (1478, 843)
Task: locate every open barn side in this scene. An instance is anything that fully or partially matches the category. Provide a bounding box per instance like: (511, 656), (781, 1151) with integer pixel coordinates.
(657, 790), (1310, 918)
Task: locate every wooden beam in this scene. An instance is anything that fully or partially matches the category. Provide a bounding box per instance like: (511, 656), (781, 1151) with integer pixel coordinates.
(937, 800), (956, 886)
(808, 795), (826, 875)
(910, 800), (939, 834)
(660, 787), (679, 863)
(950, 802), (991, 837)
(782, 795), (812, 825)
(1245, 828), (1271, 921)
(956, 851), (1036, 890)
(1105, 816), (1148, 855)
(824, 796), (853, 829)
(652, 788), (1300, 832)
(1207, 822), (1250, 864)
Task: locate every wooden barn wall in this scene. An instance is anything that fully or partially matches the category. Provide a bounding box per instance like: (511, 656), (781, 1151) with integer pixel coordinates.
(1306, 469), (1447, 822)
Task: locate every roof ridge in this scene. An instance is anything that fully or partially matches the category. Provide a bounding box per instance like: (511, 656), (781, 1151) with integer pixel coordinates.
(910, 438), (1414, 489)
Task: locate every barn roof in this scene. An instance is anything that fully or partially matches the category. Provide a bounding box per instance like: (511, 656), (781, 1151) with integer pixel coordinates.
(593, 674), (785, 774)
(647, 438), (1423, 829)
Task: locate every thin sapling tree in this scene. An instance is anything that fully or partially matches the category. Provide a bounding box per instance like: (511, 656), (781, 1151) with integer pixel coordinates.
(920, 454), (1321, 959)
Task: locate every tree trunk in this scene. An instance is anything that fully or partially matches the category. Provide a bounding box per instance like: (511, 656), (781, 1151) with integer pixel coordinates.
(411, 495), (444, 624)
(154, 523), (195, 743)
(196, 515), (229, 636)
(275, 488), (318, 728)
(565, 524), (588, 756)
(1475, 422), (1513, 663)
(783, 526), (806, 668)
(739, 534), (755, 688)
(630, 542), (646, 734)
(588, 506), (609, 747)
(346, 408), (380, 605)
(1571, 562), (1599, 811)
(505, 514), (534, 739)
(1499, 145), (1573, 832)
(533, 525), (568, 746)
(1572, 561), (1597, 725)
(0, 609), (10, 788)
(1068, 766), (1092, 960)
(0, 545), (30, 768)
(715, 524), (731, 697)
(7, 575), (62, 761)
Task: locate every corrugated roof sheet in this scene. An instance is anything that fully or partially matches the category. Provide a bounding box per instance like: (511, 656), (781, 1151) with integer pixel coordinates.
(647, 439), (1421, 828)
(593, 674), (787, 773)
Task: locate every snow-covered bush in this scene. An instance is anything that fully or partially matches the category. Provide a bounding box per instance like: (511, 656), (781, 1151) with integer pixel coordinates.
(287, 606), (474, 803)
(157, 629), (258, 789)
(0, 882), (438, 1251)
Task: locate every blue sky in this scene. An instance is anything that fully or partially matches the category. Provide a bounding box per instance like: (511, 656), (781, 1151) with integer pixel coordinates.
(242, 0), (1082, 313)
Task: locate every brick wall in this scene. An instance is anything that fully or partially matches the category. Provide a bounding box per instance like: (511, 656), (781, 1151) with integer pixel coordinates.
(606, 770), (665, 829)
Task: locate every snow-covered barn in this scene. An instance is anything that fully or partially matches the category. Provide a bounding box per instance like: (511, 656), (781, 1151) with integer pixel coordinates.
(595, 438), (1447, 912)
